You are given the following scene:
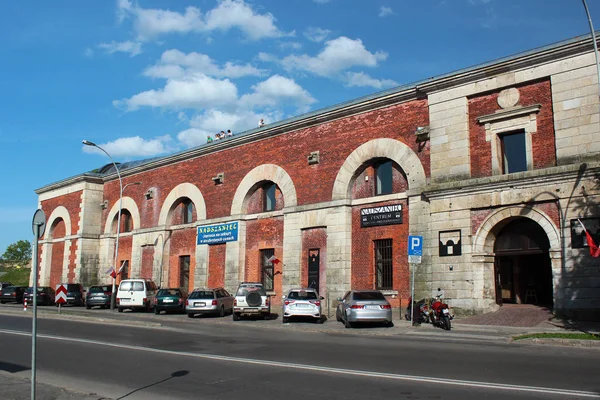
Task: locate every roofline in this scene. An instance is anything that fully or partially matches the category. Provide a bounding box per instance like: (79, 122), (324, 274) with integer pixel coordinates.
(35, 174), (104, 194)
(36, 33), (598, 193)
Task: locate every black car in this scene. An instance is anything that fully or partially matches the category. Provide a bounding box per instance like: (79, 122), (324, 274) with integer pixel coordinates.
(25, 287), (55, 306)
(0, 286), (27, 304)
(59, 283), (85, 306)
(0, 282), (13, 291)
(154, 288), (187, 314)
(85, 285), (113, 309)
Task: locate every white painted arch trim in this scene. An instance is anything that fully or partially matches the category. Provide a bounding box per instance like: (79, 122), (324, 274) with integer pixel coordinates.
(472, 205), (561, 254)
(46, 206), (72, 239)
(103, 196), (141, 234)
(331, 138), (426, 201)
(231, 164), (297, 215)
(158, 183), (207, 226)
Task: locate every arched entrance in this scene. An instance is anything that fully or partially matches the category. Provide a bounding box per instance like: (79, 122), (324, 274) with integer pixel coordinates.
(494, 218), (553, 307)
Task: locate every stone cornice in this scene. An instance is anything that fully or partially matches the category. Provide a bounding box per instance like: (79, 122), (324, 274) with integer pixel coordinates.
(35, 175), (103, 195)
(476, 104), (542, 125)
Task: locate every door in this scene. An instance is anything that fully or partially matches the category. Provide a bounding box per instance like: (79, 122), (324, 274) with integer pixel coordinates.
(308, 249), (320, 291)
(497, 258), (514, 303)
(179, 256), (190, 291)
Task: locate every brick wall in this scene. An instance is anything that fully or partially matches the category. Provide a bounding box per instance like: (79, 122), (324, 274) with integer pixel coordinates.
(141, 246), (154, 280)
(469, 79), (556, 178)
(471, 202), (560, 237)
(208, 244), (226, 288)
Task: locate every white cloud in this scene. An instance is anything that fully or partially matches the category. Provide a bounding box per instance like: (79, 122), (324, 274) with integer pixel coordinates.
(83, 48), (94, 57)
(275, 36), (387, 77)
(379, 6), (394, 17)
(144, 49), (266, 80)
(82, 135), (175, 158)
(113, 75), (238, 111)
(98, 40), (142, 57)
(345, 72), (397, 89)
(117, 0), (286, 41)
(278, 41), (302, 51)
(178, 109), (262, 147)
(240, 75), (316, 109)
(304, 27), (331, 42)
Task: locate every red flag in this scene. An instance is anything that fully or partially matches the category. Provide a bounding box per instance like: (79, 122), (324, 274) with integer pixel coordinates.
(578, 219), (600, 258)
(267, 255), (281, 264)
(106, 266), (117, 278)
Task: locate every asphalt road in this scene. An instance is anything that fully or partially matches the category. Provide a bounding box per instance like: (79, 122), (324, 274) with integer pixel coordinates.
(0, 313), (598, 400)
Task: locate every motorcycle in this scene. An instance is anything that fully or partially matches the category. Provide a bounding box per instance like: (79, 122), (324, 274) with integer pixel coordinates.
(428, 289), (453, 330)
(404, 296), (430, 324)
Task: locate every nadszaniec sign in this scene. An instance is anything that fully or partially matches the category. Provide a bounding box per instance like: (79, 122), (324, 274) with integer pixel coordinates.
(197, 222), (239, 245)
(360, 204), (403, 227)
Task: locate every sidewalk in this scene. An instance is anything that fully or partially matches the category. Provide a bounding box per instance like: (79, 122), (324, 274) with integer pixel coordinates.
(0, 371), (108, 400)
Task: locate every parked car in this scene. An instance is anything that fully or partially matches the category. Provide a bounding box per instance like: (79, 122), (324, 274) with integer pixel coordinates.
(85, 285), (113, 309)
(282, 288), (323, 323)
(116, 279), (158, 312)
(0, 282), (13, 291)
(0, 285), (27, 304)
(25, 286), (56, 306)
(57, 283), (85, 306)
(336, 290), (393, 328)
(154, 288), (187, 314)
(232, 282), (270, 321)
(186, 287), (234, 318)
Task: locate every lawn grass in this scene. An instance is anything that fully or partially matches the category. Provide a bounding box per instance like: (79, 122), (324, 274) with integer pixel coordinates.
(513, 332), (600, 341)
(0, 267), (31, 286)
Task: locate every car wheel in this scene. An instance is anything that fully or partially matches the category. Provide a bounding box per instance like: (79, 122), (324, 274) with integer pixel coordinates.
(233, 312), (240, 321)
(187, 313), (194, 318)
(336, 309), (342, 322)
(219, 306), (225, 317)
(154, 307), (160, 315)
(282, 317), (288, 324)
(344, 316), (352, 329)
(386, 321), (394, 328)
(86, 305), (91, 310)
(316, 317), (324, 324)
(118, 307), (123, 313)
(0, 301), (4, 304)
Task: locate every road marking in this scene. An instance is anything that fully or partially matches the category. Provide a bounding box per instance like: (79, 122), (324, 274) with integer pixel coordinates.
(1, 328), (598, 398)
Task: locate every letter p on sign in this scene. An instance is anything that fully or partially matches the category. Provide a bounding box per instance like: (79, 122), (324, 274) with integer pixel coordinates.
(408, 235), (423, 257)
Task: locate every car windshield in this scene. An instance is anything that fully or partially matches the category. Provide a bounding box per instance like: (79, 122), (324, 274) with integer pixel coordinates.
(353, 291), (386, 301)
(158, 289), (180, 297)
(119, 281), (144, 291)
(66, 284), (80, 291)
(189, 291), (214, 299)
(288, 291), (318, 300)
(236, 286), (266, 296)
(89, 286), (109, 293)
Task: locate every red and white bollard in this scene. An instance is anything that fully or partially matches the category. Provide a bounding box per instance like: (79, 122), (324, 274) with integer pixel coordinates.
(23, 297), (27, 311)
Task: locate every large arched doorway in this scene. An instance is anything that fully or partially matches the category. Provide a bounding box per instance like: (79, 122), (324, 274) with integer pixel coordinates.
(494, 218), (553, 307)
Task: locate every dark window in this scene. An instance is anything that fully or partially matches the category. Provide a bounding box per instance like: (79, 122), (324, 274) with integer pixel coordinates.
(376, 161), (393, 195)
(353, 291), (386, 301)
(260, 249), (275, 291)
(182, 200), (193, 224)
(158, 289), (181, 296)
(264, 183), (276, 212)
(120, 260), (129, 280)
(374, 239), (393, 290)
(189, 290), (215, 299)
(501, 131), (527, 174)
(122, 211), (132, 232)
(287, 291), (318, 300)
(179, 256), (190, 290)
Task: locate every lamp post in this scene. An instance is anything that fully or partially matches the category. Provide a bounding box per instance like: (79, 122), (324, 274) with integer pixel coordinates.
(582, 0), (600, 100)
(82, 140), (140, 310)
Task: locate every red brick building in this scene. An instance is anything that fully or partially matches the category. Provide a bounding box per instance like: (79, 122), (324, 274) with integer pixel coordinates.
(36, 34), (600, 320)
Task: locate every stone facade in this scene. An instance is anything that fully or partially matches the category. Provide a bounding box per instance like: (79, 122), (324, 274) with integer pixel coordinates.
(35, 35), (600, 320)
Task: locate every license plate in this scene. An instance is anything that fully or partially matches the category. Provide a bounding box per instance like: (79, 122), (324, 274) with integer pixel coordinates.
(442, 309), (449, 314)
(294, 304), (309, 308)
(194, 302), (205, 307)
(366, 305), (380, 310)
(163, 299), (173, 303)
(93, 295), (103, 298)
(120, 298), (130, 303)
(67, 297), (74, 300)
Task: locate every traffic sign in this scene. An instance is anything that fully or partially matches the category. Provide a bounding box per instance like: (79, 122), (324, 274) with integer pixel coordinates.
(32, 209), (46, 239)
(408, 235), (423, 256)
(55, 284), (67, 304)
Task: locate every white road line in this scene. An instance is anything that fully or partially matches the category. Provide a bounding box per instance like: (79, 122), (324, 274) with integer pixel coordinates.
(1, 328), (598, 398)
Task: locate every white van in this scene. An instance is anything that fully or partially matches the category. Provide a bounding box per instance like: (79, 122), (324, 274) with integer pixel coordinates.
(116, 279), (158, 312)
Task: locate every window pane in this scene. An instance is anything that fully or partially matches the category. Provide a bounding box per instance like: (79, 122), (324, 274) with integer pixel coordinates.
(179, 256), (190, 290)
(182, 200), (193, 224)
(374, 239), (393, 290)
(501, 132), (527, 173)
(264, 184), (276, 211)
(260, 249), (275, 291)
(376, 161), (393, 195)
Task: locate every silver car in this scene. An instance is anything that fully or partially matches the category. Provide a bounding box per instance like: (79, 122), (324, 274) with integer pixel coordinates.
(186, 288), (234, 318)
(336, 290), (393, 328)
(282, 288), (323, 323)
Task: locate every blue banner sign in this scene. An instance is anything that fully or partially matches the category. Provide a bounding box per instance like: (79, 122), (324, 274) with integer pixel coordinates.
(197, 222), (239, 245)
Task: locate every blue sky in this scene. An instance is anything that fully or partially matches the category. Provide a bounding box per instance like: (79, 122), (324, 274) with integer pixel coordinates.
(0, 0), (598, 255)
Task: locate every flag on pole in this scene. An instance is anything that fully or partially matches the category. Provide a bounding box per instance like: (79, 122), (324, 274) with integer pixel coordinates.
(117, 261), (126, 274)
(267, 255), (281, 264)
(106, 266), (117, 278)
(577, 219), (600, 258)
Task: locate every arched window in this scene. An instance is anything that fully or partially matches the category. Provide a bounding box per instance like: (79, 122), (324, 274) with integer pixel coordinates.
(182, 199), (194, 224)
(375, 161), (393, 195)
(121, 210), (132, 233)
(264, 183), (276, 212)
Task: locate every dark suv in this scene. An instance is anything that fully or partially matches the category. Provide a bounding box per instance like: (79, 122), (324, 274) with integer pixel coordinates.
(25, 287), (55, 306)
(59, 283), (85, 306)
(0, 286), (27, 304)
(85, 285), (113, 309)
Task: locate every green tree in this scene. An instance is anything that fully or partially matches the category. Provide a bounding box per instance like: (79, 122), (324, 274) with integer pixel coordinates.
(1, 240), (32, 263)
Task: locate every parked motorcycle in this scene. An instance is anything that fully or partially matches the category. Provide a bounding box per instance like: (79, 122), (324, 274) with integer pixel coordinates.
(428, 289), (452, 330)
(404, 296), (430, 324)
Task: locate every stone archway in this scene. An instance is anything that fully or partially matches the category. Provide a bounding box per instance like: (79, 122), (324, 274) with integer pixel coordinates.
(103, 197), (141, 234)
(39, 206), (73, 287)
(158, 182), (207, 226)
(331, 138), (427, 200)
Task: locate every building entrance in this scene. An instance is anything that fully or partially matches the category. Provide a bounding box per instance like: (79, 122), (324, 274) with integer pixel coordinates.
(493, 218), (553, 307)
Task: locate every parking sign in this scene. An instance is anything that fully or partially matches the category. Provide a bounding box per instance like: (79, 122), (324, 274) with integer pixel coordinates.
(408, 235), (423, 264)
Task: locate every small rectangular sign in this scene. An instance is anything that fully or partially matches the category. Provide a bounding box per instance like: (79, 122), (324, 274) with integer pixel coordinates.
(360, 204), (403, 227)
(408, 255), (422, 264)
(197, 222), (239, 245)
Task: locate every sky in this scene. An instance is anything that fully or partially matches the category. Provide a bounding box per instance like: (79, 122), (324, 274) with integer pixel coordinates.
(0, 0), (598, 255)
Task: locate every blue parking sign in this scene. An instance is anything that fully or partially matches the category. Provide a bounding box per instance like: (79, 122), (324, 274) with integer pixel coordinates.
(408, 235), (423, 256)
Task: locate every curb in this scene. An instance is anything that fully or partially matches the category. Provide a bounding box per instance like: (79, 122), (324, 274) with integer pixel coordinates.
(512, 337), (600, 348)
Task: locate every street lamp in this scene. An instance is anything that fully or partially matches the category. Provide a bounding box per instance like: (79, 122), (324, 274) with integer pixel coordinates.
(82, 140), (140, 310)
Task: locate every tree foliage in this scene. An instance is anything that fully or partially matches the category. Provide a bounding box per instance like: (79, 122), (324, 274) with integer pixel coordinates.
(1, 240), (32, 263)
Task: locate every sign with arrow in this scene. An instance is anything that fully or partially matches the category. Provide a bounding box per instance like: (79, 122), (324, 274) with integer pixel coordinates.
(55, 284), (67, 304)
